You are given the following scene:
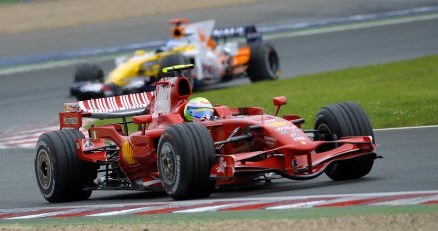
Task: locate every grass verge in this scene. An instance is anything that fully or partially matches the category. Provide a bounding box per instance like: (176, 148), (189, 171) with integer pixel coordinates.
(194, 54), (438, 129)
(91, 54), (438, 130)
(0, 0), (20, 4)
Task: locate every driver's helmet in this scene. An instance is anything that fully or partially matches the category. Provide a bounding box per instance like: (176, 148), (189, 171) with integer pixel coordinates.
(184, 97), (214, 121)
(169, 18), (189, 38)
(172, 26), (185, 39)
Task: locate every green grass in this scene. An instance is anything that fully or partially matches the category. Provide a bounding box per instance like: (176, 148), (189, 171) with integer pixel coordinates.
(193, 55), (438, 129)
(0, 0), (20, 4)
(91, 54), (438, 130)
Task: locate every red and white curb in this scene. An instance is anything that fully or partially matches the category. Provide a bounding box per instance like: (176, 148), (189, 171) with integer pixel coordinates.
(0, 121), (88, 149)
(1, 191), (437, 220)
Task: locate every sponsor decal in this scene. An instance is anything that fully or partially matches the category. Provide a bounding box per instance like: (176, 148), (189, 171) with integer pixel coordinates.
(292, 128), (302, 134)
(82, 139), (94, 149)
(121, 140), (137, 166)
(153, 78), (172, 118)
(170, 155), (181, 194)
(59, 112), (82, 129)
(275, 126), (294, 134)
(267, 121), (289, 128)
(248, 115), (268, 121)
(212, 26), (246, 37)
(290, 133), (300, 138)
(64, 103), (81, 112)
(291, 134), (307, 142)
(292, 159), (298, 167)
(217, 157), (226, 174)
(264, 136), (277, 146)
(63, 117), (78, 125)
(290, 131), (309, 143)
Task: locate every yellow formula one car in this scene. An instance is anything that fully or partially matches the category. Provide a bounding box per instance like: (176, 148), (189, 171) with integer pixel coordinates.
(70, 19), (280, 100)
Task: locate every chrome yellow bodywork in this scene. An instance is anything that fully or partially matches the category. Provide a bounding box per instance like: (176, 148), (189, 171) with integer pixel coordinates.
(162, 64), (194, 73)
(105, 44), (197, 87)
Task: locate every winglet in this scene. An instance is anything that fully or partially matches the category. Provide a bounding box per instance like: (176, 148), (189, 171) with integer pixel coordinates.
(162, 64), (194, 73)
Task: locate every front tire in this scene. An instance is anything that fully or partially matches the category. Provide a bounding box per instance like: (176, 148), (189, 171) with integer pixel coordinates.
(74, 63), (104, 82)
(35, 129), (97, 203)
(157, 123), (216, 200)
(159, 53), (194, 87)
(314, 102), (375, 181)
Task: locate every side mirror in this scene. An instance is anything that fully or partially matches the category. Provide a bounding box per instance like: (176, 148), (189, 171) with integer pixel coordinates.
(132, 114), (152, 125)
(273, 96), (287, 116)
(273, 96), (287, 106)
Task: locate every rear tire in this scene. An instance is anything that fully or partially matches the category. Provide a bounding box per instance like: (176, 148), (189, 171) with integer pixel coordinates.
(159, 53), (188, 76)
(74, 63), (104, 82)
(35, 130), (97, 203)
(314, 102), (375, 181)
(247, 42), (280, 82)
(159, 53), (194, 88)
(157, 123), (216, 200)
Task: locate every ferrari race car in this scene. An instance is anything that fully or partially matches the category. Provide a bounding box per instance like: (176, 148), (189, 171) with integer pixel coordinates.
(70, 19), (280, 101)
(37, 65), (378, 203)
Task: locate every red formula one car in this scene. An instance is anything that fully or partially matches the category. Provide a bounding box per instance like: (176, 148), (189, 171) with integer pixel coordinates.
(35, 64), (379, 203)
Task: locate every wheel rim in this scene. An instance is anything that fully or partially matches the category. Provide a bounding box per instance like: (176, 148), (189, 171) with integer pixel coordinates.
(36, 149), (52, 190)
(159, 142), (177, 185)
(315, 123), (339, 152)
(316, 124), (336, 141)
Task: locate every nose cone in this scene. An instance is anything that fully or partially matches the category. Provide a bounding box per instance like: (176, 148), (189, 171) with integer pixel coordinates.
(260, 116), (312, 147)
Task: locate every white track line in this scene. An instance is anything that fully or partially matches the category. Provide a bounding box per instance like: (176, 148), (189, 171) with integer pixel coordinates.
(374, 125), (438, 131)
(266, 200), (327, 209)
(173, 201), (257, 213)
(87, 206), (165, 217)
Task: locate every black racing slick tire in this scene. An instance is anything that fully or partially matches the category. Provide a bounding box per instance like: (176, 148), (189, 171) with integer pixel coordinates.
(35, 129), (97, 203)
(159, 53), (194, 87)
(159, 53), (188, 76)
(314, 102), (376, 181)
(247, 42), (280, 82)
(157, 123), (216, 200)
(74, 63), (104, 82)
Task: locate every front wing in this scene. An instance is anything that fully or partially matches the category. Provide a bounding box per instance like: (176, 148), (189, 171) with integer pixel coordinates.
(210, 136), (377, 180)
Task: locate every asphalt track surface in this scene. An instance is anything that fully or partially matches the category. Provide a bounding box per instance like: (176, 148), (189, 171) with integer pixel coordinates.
(1, 127), (438, 209)
(0, 0), (438, 209)
(2, 0), (438, 60)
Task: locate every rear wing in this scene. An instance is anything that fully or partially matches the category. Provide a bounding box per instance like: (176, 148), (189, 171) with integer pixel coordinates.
(211, 25), (262, 43)
(77, 92), (153, 113)
(60, 92), (154, 130)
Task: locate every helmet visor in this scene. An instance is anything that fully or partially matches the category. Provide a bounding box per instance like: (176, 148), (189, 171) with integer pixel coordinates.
(188, 107), (214, 120)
